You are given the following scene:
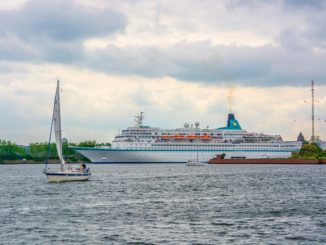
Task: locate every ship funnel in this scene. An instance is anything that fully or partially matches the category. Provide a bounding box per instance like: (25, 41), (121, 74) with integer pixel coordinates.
(227, 114), (236, 127)
(217, 113), (242, 130)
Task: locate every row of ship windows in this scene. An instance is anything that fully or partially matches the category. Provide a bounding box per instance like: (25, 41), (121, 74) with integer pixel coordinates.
(121, 134), (243, 139)
(121, 132), (244, 136)
(150, 144), (297, 147)
(122, 132), (154, 135)
(119, 147), (298, 151)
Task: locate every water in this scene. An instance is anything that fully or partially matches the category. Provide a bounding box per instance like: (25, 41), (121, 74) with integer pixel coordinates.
(1, 164), (326, 244)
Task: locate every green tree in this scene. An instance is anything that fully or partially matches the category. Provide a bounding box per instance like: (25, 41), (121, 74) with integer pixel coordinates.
(291, 151), (300, 159)
(298, 143), (322, 159)
(0, 139), (29, 161)
(77, 140), (111, 147)
(78, 140), (97, 147)
(319, 149), (326, 158)
(29, 142), (59, 161)
(0, 139), (111, 163)
(95, 142), (111, 147)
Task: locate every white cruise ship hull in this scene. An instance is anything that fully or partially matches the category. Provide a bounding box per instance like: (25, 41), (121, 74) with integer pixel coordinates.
(72, 113), (302, 164)
(73, 147), (298, 163)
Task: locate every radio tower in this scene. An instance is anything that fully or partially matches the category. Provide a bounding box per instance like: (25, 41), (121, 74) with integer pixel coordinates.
(311, 80), (315, 142)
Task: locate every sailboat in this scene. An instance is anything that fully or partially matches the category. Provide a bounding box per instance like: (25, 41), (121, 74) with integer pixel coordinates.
(43, 80), (91, 182)
(186, 140), (206, 166)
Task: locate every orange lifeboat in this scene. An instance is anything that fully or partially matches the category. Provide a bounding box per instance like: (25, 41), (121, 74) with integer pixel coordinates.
(161, 135), (172, 139)
(187, 135), (197, 139)
(173, 134), (184, 139)
(200, 135), (211, 140)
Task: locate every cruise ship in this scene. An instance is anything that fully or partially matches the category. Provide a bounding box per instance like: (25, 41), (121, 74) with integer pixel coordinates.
(72, 112), (302, 163)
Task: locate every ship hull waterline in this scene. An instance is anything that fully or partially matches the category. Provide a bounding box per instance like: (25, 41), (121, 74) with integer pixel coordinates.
(73, 147), (295, 164)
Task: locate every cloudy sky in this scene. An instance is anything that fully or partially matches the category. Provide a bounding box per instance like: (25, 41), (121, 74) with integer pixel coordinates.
(1, 0), (326, 145)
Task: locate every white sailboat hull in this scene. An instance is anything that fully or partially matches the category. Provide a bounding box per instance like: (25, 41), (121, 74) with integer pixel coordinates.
(45, 171), (91, 182)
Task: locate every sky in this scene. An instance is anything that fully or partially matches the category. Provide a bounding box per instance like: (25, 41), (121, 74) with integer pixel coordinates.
(1, 0), (326, 145)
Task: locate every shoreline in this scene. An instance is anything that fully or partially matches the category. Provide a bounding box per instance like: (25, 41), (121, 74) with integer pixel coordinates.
(0, 160), (86, 165)
(208, 158), (326, 165)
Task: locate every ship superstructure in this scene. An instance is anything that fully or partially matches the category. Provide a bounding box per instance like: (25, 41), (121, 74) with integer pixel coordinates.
(72, 112), (302, 163)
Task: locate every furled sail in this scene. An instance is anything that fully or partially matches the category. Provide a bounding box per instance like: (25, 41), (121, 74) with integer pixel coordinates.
(53, 81), (65, 165)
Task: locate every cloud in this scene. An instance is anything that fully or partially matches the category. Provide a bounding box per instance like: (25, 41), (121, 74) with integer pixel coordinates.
(1, 0), (326, 87)
(283, 0), (326, 10)
(226, 0), (326, 11)
(0, 0), (127, 62)
(225, 0), (269, 10)
(84, 41), (326, 87)
(0, 35), (35, 61)
(1, 0), (127, 41)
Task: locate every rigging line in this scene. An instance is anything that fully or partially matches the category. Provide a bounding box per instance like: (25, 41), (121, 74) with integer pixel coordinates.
(45, 84), (57, 170)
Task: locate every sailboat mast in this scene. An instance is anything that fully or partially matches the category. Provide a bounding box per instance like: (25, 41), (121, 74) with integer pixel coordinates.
(311, 80), (315, 142)
(53, 80), (65, 168)
(57, 80), (63, 167)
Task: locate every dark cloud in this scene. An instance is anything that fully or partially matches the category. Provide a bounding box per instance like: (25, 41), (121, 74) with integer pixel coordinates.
(0, 35), (36, 61)
(280, 0), (326, 48)
(37, 40), (85, 63)
(283, 0), (326, 10)
(84, 41), (326, 87)
(1, 0), (127, 41)
(226, 0), (326, 10)
(0, 0), (127, 62)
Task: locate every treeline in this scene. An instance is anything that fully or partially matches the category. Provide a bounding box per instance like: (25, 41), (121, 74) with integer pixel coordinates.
(291, 142), (326, 159)
(0, 139), (110, 163)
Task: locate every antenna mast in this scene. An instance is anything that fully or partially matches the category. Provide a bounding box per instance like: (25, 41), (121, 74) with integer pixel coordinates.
(135, 112), (145, 127)
(311, 80), (315, 142)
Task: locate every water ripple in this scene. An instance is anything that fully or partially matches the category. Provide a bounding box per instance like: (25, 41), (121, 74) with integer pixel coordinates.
(0, 164), (326, 244)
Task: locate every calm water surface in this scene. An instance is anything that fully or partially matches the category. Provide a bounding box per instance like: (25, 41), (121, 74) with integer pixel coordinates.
(0, 164), (326, 244)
